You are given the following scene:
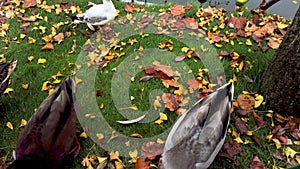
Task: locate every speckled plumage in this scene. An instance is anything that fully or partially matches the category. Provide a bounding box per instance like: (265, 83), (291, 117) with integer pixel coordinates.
(8, 78), (79, 169)
(0, 59), (17, 94)
(161, 82), (234, 169)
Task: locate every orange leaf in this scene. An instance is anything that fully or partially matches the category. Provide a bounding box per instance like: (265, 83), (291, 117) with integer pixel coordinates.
(162, 93), (179, 111)
(22, 0), (37, 9)
(130, 133), (143, 138)
(170, 4), (185, 16)
(41, 43), (54, 50)
(134, 158), (149, 169)
(237, 94), (255, 111)
(125, 4), (135, 13)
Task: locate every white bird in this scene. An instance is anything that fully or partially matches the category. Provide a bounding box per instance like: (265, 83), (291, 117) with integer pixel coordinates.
(68, 0), (117, 31)
(161, 82), (234, 169)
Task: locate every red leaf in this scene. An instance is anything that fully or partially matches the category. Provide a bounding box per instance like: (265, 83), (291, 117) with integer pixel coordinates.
(125, 4), (136, 13)
(22, 0), (37, 9)
(169, 4), (185, 16)
(134, 158), (150, 169)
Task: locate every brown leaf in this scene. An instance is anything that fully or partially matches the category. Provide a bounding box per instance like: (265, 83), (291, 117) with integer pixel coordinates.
(250, 135), (262, 147)
(18, 15), (37, 22)
(187, 79), (200, 90)
(253, 112), (265, 127)
(41, 43), (54, 50)
(227, 17), (247, 29)
(237, 94), (255, 111)
(218, 50), (230, 57)
(162, 93), (179, 111)
(250, 156), (266, 169)
(134, 158), (149, 169)
(80, 29), (93, 38)
(235, 109), (251, 118)
(60, 1), (76, 10)
(169, 4), (185, 16)
(235, 118), (248, 134)
(96, 89), (104, 97)
(22, 0), (37, 9)
(141, 142), (163, 161)
(183, 17), (198, 30)
(53, 33), (64, 42)
(219, 140), (242, 166)
(272, 152), (285, 161)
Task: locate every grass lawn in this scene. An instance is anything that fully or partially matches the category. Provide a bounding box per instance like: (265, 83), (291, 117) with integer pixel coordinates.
(0, 0), (299, 168)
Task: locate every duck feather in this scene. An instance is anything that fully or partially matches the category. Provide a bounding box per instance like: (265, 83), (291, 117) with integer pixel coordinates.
(9, 77), (78, 169)
(162, 82), (234, 169)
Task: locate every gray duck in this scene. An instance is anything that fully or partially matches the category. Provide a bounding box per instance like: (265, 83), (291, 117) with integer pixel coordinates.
(161, 82), (234, 169)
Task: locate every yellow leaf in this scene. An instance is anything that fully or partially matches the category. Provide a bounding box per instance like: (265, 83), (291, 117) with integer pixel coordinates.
(28, 37), (36, 44)
(42, 81), (51, 91)
(6, 122), (13, 130)
(214, 43), (223, 48)
(80, 132), (88, 138)
(75, 77), (82, 85)
(130, 104), (138, 110)
(254, 94), (264, 108)
(38, 58), (47, 64)
(96, 133), (104, 140)
(160, 112), (168, 121)
(245, 39), (252, 46)
(130, 76), (135, 82)
(138, 46), (144, 51)
(3, 88), (14, 94)
(285, 147), (298, 158)
(97, 157), (107, 163)
(20, 119), (27, 127)
(294, 141), (300, 145)
(21, 84), (29, 90)
(181, 47), (189, 53)
(243, 139), (252, 144)
(27, 56), (34, 62)
(276, 22), (289, 29)
(157, 138), (165, 144)
(115, 161), (124, 169)
(234, 136), (243, 144)
(53, 79), (61, 84)
(109, 151), (120, 161)
(155, 119), (163, 125)
(129, 149), (138, 158)
(272, 138), (281, 149)
(20, 33), (26, 39)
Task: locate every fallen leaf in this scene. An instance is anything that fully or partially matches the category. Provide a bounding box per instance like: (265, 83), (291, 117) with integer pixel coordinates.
(6, 122), (13, 130)
(134, 158), (149, 169)
(237, 94), (255, 111)
(162, 93), (179, 111)
(235, 118), (248, 134)
(125, 4), (136, 13)
(130, 133), (143, 138)
(20, 119), (27, 127)
(141, 142), (163, 160)
(250, 156), (266, 169)
(38, 58), (47, 64)
(41, 43), (54, 50)
(170, 4), (185, 16)
(23, 0), (37, 9)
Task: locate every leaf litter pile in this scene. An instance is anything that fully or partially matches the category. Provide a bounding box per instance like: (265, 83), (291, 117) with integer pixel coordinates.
(0, 0), (299, 169)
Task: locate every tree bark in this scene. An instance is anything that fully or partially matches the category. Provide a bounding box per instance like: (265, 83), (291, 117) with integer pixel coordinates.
(261, 6), (300, 117)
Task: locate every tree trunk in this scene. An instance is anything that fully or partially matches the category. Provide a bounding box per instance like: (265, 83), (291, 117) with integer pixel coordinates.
(261, 6), (300, 117)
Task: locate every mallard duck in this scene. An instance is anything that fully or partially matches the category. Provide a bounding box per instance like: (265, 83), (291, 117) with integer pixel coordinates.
(7, 77), (80, 169)
(0, 59), (17, 95)
(161, 82), (234, 169)
(68, 0), (116, 31)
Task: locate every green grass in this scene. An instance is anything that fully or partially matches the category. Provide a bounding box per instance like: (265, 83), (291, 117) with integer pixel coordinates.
(0, 0), (296, 168)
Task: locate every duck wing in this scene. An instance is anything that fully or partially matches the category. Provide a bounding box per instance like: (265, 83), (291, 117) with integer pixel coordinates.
(15, 77), (78, 169)
(162, 82), (234, 169)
